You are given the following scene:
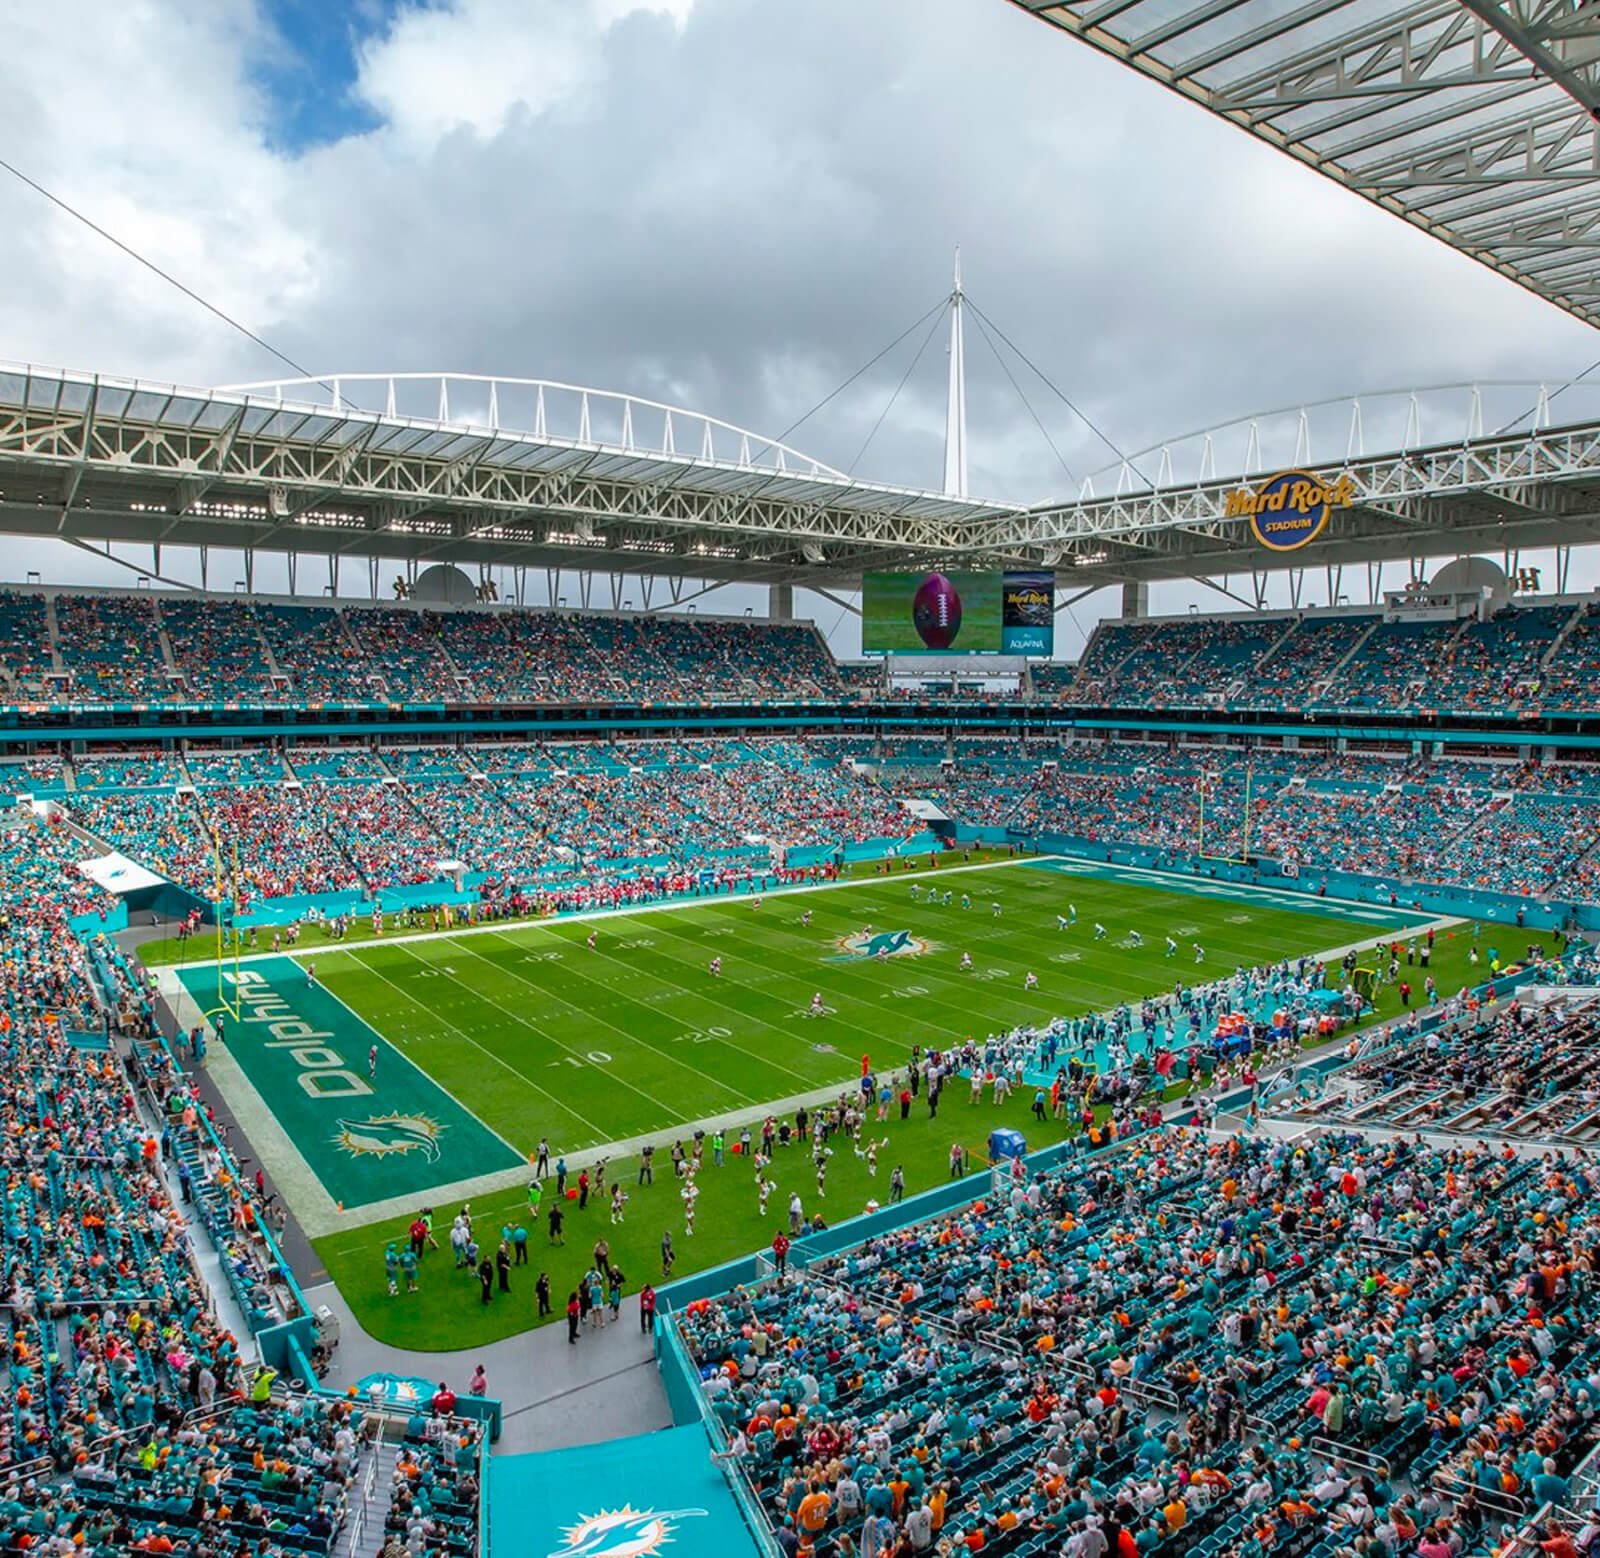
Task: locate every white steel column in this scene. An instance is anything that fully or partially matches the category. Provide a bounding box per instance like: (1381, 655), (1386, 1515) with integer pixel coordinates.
(943, 250), (969, 500)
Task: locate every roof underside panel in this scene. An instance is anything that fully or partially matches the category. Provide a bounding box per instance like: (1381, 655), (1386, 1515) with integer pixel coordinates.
(1008, 0), (1600, 326)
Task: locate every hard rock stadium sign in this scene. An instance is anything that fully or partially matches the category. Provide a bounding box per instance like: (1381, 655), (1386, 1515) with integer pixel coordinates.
(1223, 469), (1357, 552)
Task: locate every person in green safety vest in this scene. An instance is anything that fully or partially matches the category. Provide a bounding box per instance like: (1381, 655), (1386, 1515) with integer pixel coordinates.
(250, 1363), (278, 1407)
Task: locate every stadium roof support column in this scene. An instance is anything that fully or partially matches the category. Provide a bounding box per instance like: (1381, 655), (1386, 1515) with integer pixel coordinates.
(1122, 580), (1149, 619)
(943, 250), (969, 500)
(768, 584), (794, 621)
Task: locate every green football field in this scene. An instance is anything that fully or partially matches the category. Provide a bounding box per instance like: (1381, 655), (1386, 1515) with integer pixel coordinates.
(163, 852), (1492, 1349)
(296, 855), (1427, 1162)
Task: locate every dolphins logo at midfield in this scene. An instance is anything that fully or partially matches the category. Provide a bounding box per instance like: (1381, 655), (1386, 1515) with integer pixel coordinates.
(829, 928), (931, 962)
(333, 1114), (446, 1161)
(547, 1507), (707, 1558)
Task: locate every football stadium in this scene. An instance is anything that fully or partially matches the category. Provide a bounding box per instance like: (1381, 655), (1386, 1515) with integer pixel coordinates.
(5, 2), (1600, 1557)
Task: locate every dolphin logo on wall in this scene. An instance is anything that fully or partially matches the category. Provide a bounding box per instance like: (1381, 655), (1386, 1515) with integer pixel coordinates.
(547, 1507), (707, 1558)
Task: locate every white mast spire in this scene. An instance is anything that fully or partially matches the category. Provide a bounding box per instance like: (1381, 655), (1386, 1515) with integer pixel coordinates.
(942, 247), (968, 499)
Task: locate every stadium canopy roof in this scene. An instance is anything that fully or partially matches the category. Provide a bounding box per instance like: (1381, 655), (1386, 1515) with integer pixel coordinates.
(1006, 0), (1600, 327)
(0, 365), (1019, 587)
(2, 364), (1600, 590)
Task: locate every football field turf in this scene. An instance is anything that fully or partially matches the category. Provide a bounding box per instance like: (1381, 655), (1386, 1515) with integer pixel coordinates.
(299, 857), (1423, 1157)
(178, 855), (1433, 1208)
(172, 855), (1473, 1347)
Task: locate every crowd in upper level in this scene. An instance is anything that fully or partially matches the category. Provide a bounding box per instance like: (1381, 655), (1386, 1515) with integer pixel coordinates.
(5, 584), (1600, 717)
(1054, 602), (1600, 716)
(0, 588), (845, 708)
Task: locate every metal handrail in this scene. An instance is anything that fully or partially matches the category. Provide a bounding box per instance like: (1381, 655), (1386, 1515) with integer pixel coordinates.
(1432, 1468), (1528, 1520)
(1309, 1434), (1392, 1479)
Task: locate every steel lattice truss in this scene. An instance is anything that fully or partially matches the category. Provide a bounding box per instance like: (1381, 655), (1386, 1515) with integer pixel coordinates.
(2, 364), (1600, 586)
(1005, 417), (1600, 580)
(0, 366), (1017, 586)
(1007, 0), (1600, 327)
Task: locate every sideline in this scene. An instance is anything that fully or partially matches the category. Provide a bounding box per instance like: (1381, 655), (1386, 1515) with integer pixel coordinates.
(287, 908), (1459, 1242)
(146, 852), (1042, 971)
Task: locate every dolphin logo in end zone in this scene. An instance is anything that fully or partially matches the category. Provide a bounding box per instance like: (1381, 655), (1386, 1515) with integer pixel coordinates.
(548, 1507), (707, 1558)
(333, 1114), (445, 1161)
(830, 928), (931, 961)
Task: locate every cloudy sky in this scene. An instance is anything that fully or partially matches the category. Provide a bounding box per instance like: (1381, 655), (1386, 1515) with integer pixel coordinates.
(2, 0), (1597, 654)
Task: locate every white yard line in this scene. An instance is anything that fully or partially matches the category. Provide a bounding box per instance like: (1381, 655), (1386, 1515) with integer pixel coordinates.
(157, 854), (1060, 969)
(155, 854), (1464, 1241)
(304, 913), (1463, 1241)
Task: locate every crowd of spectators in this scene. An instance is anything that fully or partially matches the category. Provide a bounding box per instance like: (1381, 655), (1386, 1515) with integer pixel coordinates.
(161, 597), (279, 705)
(681, 1125), (1600, 1558)
(35, 732), (1600, 907)
(0, 588), (53, 698)
(0, 793), (491, 1553)
(1046, 602), (1600, 717)
(54, 593), (177, 706)
(15, 582), (1600, 721)
(1304, 991), (1600, 1147)
(74, 752), (185, 792)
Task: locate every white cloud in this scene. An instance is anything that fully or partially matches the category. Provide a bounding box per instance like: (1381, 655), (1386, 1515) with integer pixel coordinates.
(353, 0), (694, 152)
(0, 0), (1596, 648)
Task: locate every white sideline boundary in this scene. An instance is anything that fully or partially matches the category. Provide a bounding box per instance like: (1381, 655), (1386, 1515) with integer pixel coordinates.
(154, 850), (1462, 1239)
(155, 852), (1034, 970)
(153, 849), (1422, 971)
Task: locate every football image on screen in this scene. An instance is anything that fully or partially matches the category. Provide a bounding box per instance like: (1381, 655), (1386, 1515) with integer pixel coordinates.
(860, 570), (1001, 652)
(912, 572), (963, 649)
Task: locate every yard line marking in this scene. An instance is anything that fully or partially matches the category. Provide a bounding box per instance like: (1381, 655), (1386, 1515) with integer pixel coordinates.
(481, 928), (824, 1093)
(292, 953), (528, 1164)
(338, 951), (613, 1142)
(170, 853), (1052, 968)
(396, 935), (759, 1113)
(615, 906), (985, 1048)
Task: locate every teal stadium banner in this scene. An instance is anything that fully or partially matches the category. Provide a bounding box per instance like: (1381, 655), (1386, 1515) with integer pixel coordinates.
(489, 1425), (761, 1558)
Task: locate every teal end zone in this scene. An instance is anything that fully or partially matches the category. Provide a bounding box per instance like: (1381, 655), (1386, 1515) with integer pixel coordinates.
(489, 1424), (761, 1558)
(178, 956), (522, 1209)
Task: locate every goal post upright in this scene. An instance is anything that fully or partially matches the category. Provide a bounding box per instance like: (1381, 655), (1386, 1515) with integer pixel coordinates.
(208, 829), (243, 1026)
